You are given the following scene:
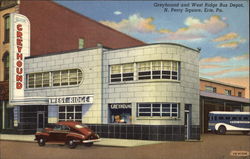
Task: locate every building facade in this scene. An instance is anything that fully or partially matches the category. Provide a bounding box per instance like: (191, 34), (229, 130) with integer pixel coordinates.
(0, 0), (144, 131)
(200, 78), (249, 133)
(11, 43), (200, 141)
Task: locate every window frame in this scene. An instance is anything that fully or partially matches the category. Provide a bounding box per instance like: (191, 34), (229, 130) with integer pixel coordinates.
(110, 64), (134, 82)
(205, 86), (217, 93)
(224, 89), (232, 96)
(58, 105), (82, 122)
(26, 69), (83, 89)
(2, 52), (9, 81)
(110, 60), (180, 83)
(3, 14), (10, 43)
(137, 103), (180, 118)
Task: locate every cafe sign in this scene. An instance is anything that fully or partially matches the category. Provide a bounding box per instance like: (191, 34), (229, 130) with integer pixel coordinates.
(49, 95), (93, 105)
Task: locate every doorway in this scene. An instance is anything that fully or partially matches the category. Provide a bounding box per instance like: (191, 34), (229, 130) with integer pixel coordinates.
(184, 104), (192, 140)
(37, 111), (45, 130)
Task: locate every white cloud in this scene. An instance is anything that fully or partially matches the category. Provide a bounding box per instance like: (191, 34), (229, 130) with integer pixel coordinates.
(114, 11), (122, 15)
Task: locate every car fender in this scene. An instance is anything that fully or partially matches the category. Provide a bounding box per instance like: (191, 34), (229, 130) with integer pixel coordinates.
(35, 132), (49, 141)
(35, 132), (50, 137)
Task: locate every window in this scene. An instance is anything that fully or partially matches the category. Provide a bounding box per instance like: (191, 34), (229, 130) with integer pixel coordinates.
(238, 92), (242, 97)
(59, 105), (82, 122)
(28, 74), (35, 88)
(232, 117), (237, 120)
(43, 72), (50, 87)
(225, 89), (232, 96)
(243, 117), (249, 120)
(52, 71), (61, 86)
(110, 61), (180, 83)
(205, 86), (217, 93)
(137, 103), (179, 118)
(110, 64), (134, 82)
(111, 65), (121, 82)
(3, 14), (10, 43)
(152, 61), (161, 79)
(138, 62), (151, 80)
(27, 69), (83, 88)
(225, 116), (230, 120)
(123, 63), (134, 81)
(2, 52), (9, 81)
(218, 116), (224, 120)
(78, 38), (85, 49)
(137, 61), (180, 80)
(35, 73), (42, 88)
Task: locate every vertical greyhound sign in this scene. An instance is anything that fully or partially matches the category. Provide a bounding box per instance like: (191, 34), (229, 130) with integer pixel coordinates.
(9, 13), (30, 104)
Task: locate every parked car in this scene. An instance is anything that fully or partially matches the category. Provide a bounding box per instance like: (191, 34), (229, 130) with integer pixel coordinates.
(34, 121), (100, 148)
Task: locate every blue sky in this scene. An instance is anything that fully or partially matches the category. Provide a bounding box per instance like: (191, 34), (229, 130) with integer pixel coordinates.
(56, 0), (249, 96)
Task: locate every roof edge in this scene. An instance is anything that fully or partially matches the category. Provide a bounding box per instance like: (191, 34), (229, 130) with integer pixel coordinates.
(105, 43), (200, 53)
(200, 77), (246, 89)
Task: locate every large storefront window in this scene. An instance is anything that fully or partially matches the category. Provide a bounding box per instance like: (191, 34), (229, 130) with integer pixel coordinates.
(27, 69), (83, 88)
(58, 105), (82, 122)
(110, 61), (180, 83)
(137, 103), (179, 118)
(109, 103), (132, 123)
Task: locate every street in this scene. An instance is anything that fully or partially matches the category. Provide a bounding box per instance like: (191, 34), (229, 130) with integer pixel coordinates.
(1, 134), (250, 159)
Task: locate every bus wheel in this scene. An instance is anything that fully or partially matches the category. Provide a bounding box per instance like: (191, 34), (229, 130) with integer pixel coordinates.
(218, 126), (226, 135)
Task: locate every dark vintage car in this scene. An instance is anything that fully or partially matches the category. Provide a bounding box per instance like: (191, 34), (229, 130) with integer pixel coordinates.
(34, 121), (100, 148)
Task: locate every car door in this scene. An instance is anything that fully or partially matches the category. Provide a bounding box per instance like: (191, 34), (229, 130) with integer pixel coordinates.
(58, 125), (70, 141)
(49, 125), (62, 142)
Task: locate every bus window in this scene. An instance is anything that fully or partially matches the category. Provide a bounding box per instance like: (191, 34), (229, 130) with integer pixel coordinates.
(243, 117), (249, 120)
(225, 117), (230, 120)
(214, 116), (217, 120)
(232, 117), (237, 120)
(210, 116), (213, 120)
(238, 117), (242, 120)
(219, 117), (224, 120)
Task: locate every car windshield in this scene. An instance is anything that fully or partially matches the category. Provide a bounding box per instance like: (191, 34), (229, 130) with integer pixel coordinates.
(75, 124), (88, 129)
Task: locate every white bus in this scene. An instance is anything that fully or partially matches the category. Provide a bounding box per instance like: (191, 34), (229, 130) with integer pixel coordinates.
(208, 111), (250, 135)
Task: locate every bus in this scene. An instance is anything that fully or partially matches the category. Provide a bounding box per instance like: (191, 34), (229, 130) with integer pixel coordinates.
(208, 111), (250, 135)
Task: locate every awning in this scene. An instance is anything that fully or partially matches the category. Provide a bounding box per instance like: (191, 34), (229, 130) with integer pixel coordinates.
(200, 91), (250, 104)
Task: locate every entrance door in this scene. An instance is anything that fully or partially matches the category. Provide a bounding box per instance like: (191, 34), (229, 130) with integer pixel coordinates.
(37, 111), (45, 130)
(184, 104), (192, 140)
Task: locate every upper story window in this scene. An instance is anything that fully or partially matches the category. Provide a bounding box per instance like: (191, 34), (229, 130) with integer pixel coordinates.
(205, 86), (217, 93)
(27, 69), (83, 89)
(3, 14), (10, 43)
(110, 64), (134, 82)
(224, 89), (232, 96)
(110, 60), (180, 83)
(78, 38), (85, 49)
(238, 92), (242, 97)
(2, 52), (9, 81)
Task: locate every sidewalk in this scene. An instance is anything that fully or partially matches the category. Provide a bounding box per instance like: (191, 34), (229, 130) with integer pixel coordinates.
(0, 134), (165, 147)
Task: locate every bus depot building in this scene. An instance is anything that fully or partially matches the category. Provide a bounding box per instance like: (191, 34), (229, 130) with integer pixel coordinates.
(10, 43), (200, 141)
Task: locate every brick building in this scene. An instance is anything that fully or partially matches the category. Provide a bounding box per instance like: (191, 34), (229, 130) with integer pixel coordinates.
(200, 78), (249, 132)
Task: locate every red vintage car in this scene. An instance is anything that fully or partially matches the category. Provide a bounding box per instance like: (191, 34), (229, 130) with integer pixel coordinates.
(34, 121), (100, 148)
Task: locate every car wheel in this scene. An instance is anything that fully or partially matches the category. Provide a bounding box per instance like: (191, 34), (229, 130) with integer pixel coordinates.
(68, 139), (77, 149)
(84, 142), (93, 147)
(218, 126), (226, 135)
(38, 138), (45, 146)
